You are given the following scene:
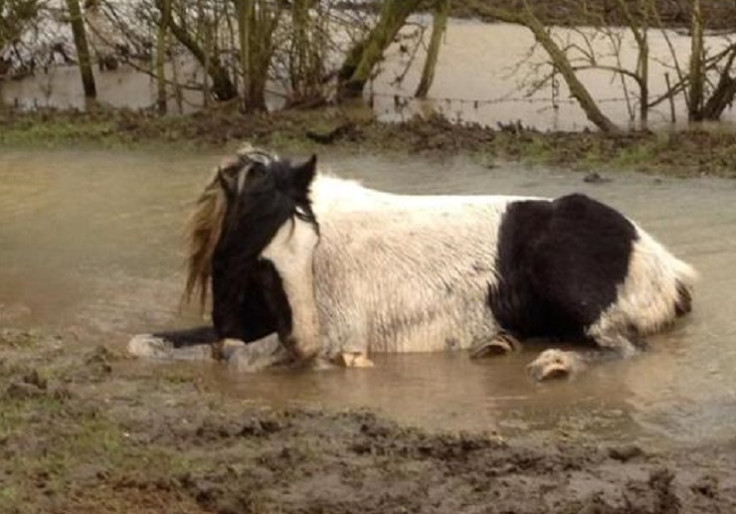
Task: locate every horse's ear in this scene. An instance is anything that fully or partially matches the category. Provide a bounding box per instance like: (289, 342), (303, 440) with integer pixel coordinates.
(292, 154), (317, 193)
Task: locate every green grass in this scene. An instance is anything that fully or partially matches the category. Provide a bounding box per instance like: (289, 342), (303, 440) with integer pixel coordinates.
(3, 108), (736, 178)
(0, 119), (116, 146)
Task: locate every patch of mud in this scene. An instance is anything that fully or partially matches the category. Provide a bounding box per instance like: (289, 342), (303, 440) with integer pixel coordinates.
(2, 328), (736, 513)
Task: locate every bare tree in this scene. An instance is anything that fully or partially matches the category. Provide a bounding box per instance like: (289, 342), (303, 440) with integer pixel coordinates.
(689, 0), (705, 120)
(415, 0), (450, 99)
(66, 0), (97, 98)
(154, 0), (237, 101)
(155, 0), (170, 113)
(338, 0), (424, 100)
(235, 0), (282, 112)
(470, 0), (621, 133)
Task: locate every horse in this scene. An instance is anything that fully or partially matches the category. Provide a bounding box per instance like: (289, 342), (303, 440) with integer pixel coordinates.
(128, 146), (696, 380)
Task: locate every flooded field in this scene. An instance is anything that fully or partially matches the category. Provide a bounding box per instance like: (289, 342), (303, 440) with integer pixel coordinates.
(4, 21), (735, 131)
(1, 147), (734, 452)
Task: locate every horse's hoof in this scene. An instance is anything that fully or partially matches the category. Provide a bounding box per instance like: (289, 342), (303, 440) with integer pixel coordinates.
(220, 338), (246, 361)
(311, 358), (337, 371)
(336, 352), (374, 368)
(470, 333), (521, 359)
(527, 349), (583, 382)
(127, 334), (174, 359)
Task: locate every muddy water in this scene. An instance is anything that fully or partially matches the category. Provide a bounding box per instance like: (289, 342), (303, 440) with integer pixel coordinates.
(1, 148), (735, 448)
(372, 21), (736, 131)
(4, 21), (732, 130)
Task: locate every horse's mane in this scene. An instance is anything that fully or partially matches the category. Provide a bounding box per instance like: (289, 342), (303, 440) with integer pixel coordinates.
(183, 145), (275, 312)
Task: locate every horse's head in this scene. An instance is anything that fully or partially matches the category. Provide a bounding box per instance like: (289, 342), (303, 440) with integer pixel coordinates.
(184, 146), (321, 356)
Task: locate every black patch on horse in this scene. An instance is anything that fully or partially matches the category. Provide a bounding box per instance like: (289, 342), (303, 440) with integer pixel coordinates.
(675, 280), (692, 317)
(212, 154), (317, 341)
(212, 259), (283, 341)
(488, 193), (638, 341)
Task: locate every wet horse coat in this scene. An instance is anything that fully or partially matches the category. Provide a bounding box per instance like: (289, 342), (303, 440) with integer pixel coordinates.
(131, 149), (696, 377)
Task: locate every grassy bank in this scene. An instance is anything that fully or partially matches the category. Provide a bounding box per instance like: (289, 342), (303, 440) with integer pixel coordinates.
(1, 106), (735, 178)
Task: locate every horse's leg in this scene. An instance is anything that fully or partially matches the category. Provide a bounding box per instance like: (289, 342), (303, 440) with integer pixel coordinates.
(469, 330), (523, 359)
(260, 220), (322, 360)
(227, 333), (297, 372)
(526, 333), (646, 381)
(333, 352), (375, 368)
(128, 326), (218, 360)
(526, 349), (587, 381)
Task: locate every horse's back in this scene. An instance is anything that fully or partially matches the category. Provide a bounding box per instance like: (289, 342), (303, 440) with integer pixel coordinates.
(313, 190), (523, 354)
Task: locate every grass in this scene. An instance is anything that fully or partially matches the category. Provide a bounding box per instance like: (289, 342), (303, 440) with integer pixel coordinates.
(2, 106), (736, 178)
(0, 118), (117, 147)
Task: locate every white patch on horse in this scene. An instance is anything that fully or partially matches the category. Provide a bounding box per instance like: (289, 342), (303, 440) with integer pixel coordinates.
(309, 175), (533, 356)
(260, 216), (321, 358)
(587, 228), (697, 354)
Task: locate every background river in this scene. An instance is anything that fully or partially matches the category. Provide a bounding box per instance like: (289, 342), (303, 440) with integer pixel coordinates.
(4, 20), (734, 131)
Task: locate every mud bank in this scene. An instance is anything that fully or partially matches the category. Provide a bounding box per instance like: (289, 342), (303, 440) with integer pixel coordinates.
(2, 107), (736, 178)
(1, 329), (735, 514)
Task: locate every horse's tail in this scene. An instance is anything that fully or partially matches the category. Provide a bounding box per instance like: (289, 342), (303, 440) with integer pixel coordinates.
(621, 228), (698, 336)
(671, 250), (698, 318)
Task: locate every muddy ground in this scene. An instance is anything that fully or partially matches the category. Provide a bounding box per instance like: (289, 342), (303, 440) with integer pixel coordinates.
(1, 107), (735, 178)
(2, 328), (736, 514)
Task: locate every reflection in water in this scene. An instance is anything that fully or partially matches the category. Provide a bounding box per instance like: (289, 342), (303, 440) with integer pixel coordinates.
(371, 21), (736, 131)
(0, 148), (735, 448)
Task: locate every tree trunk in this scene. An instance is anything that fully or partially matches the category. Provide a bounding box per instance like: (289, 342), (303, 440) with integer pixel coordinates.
(156, 0), (171, 114)
(288, 0), (324, 105)
(617, 0), (651, 125)
(235, 0), (280, 113)
(701, 47), (736, 120)
(689, 0), (705, 121)
(337, 0), (424, 100)
(65, 0), (96, 99)
(158, 0), (237, 102)
(415, 0), (450, 98)
(236, 0), (253, 110)
(469, 1), (621, 133)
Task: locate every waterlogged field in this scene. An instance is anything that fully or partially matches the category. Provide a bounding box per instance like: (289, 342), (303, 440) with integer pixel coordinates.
(1, 147), (736, 512)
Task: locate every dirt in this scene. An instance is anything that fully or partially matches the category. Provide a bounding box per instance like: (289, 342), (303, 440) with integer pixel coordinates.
(2, 107), (736, 179)
(2, 328), (736, 514)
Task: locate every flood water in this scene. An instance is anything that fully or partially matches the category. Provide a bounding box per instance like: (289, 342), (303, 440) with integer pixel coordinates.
(4, 20), (735, 131)
(1, 147), (735, 449)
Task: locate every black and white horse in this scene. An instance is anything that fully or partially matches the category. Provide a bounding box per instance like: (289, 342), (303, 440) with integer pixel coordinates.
(129, 147), (696, 380)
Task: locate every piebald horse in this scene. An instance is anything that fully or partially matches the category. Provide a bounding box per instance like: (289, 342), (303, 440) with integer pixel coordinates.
(129, 147), (696, 380)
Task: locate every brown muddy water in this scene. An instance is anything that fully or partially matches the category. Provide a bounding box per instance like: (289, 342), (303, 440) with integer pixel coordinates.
(1, 147), (735, 450)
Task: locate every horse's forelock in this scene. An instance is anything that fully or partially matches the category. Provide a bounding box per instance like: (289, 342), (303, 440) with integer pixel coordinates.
(236, 144), (277, 168)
